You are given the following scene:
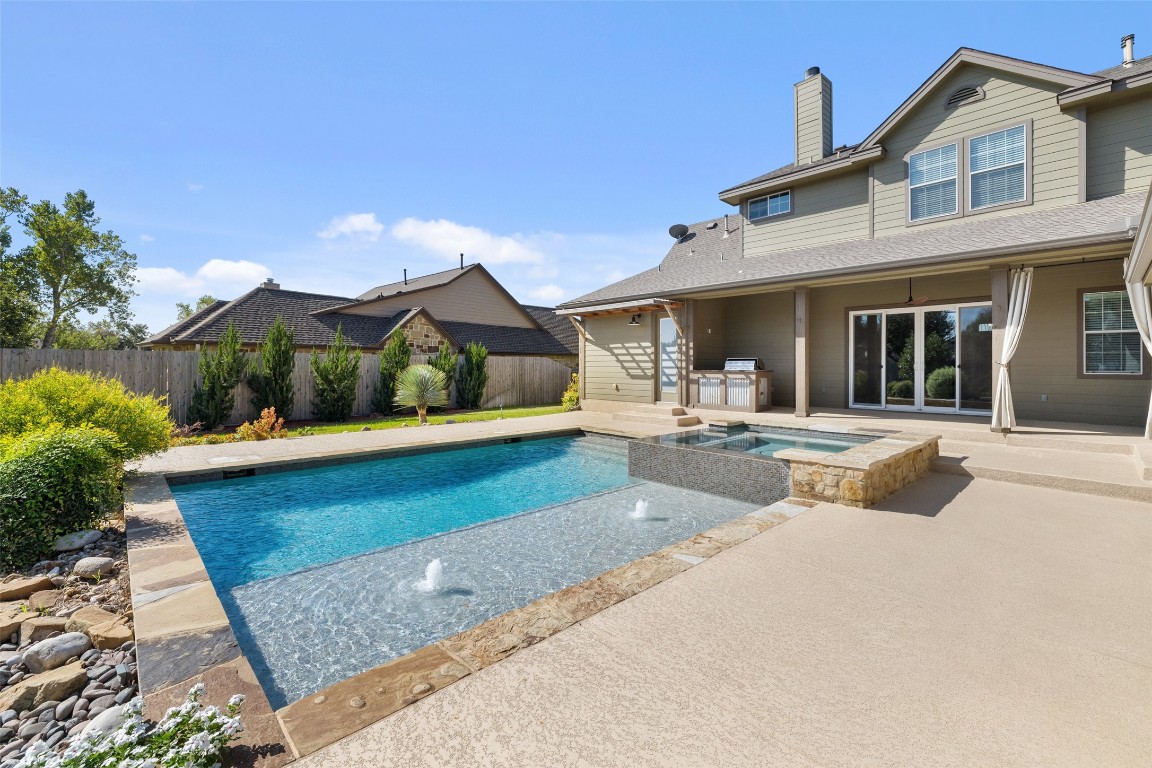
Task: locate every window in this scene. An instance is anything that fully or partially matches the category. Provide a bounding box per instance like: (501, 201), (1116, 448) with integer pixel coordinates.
(969, 124), (1026, 210)
(748, 190), (790, 220)
(908, 143), (958, 221)
(1083, 290), (1142, 374)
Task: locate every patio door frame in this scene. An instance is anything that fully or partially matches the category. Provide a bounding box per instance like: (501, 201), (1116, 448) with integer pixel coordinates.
(848, 301), (992, 414)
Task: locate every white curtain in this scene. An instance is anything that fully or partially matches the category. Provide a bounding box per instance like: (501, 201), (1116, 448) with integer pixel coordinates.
(990, 267), (1034, 432)
(1124, 258), (1152, 439)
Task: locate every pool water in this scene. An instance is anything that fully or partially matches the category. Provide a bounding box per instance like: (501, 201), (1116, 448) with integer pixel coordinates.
(171, 435), (760, 706)
(658, 426), (865, 455)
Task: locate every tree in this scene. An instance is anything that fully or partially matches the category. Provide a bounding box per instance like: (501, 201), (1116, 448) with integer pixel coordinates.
(311, 326), (361, 422)
(18, 190), (138, 349)
(371, 331), (411, 415)
(176, 295), (220, 321)
(426, 340), (457, 410)
(249, 316), (295, 419)
(395, 364), (449, 425)
(456, 341), (489, 410)
(188, 322), (247, 429)
(0, 188), (40, 347)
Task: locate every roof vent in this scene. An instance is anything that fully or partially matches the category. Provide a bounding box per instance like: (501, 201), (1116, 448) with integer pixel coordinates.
(1122, 34), (1135, 67)
(945, 85), (984, 110)
(261, 278), (280, 290)
(668, 224), (690, 240)
(805, 66), (821, 78)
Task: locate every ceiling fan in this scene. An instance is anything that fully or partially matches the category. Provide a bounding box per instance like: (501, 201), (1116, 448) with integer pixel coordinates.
(904, 277), (929, 305)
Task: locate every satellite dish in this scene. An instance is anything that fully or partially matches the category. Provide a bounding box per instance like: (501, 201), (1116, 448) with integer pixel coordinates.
(669, 224), (690, 240)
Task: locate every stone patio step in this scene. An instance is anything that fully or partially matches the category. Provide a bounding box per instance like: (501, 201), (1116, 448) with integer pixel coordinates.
(612, 411), (702, 427)
(633, 404), (690, 416)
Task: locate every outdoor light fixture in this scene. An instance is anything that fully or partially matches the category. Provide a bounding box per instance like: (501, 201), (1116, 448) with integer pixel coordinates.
(627, 314), (642, 325)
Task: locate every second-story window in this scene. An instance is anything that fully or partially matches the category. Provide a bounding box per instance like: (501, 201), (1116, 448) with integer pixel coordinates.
(748, 190), (791, 220)
(969, 124), (1027, 210)
(908, 143), (958, 221)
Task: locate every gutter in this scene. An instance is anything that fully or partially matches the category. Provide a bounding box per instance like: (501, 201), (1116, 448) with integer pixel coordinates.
(1058, 70), (1152, 107)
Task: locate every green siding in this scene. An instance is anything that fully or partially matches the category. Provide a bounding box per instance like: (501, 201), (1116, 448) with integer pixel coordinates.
(583, 313), (654, 403)
(743, 171), (869, 258)
(1086, 98), (1152, 200)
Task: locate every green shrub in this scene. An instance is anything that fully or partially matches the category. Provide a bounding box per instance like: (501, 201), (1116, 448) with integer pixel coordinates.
(311, 326), (361, 422)
(561, 373), (580, 411)
(189, 321), (247, 430)
(886, 379), (914, 400)
(926, 366), (957, 399)
(427, 340), (458, 410)
(249, 316), (295, 419)
(0, 367), (170, 460)
(456, 342), (488, 410)
(371, 332), (411, 415)
(0, 427), (123, 570)
(395, 364), (448, 425)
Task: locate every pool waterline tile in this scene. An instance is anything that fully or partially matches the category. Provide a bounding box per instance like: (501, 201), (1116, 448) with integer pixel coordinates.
(125, 429), (809, 763)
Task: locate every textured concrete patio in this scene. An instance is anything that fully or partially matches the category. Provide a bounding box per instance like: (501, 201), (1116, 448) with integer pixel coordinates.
(296, 472), (1152, 768)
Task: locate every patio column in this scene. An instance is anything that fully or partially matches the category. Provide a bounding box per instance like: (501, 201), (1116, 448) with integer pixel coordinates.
(681, 301), (693, 408)
(794, 287), (810, 417)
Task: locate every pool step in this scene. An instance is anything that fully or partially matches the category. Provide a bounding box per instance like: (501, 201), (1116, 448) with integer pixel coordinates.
(613, 405), (701, 427)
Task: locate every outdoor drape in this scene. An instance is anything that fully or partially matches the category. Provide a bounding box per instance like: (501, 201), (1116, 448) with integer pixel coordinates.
(990, 267), (1034, 432)
(1124, 258), (1152, 439)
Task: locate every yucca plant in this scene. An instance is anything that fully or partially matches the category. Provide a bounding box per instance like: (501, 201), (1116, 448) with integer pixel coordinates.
(395, 364), (448, 425)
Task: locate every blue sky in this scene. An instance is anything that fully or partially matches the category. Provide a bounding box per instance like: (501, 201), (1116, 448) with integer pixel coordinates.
(1, 2), (1145, 333)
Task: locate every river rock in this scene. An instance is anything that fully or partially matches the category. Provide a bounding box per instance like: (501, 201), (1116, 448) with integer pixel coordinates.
(0, 662), (87, 713)
(53, 531), (103, 552)
(71, 558), (115, 579)
(22, 634), (92, 674)
(0, 577), (54, 603)
(81, 704), (125, 737)
(19, 617), (69, 647)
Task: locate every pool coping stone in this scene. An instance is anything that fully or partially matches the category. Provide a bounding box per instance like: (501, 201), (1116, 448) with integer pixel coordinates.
(125, 429), (808, 764)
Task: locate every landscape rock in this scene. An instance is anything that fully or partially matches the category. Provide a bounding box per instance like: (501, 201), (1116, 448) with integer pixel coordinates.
(21, 634), (92, 674)
(19, 617), (69, 647)
(80, 704), (124, 737)
(0, 663), (87, 713)
(71, 558), (115, 580)
(0, 607), (23, 642)
(63, 606), (118, 636)
(25, 591), (61, 613)
(53, 531), (103, 552)
(86, 618), (133, 651)
(0, 578), (54, 603)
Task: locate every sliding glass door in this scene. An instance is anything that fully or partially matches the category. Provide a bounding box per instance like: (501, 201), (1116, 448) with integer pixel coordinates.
(849, 303), (991, 413)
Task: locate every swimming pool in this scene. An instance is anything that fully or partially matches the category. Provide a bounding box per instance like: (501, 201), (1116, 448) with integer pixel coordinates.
(171, 435), (759, 706)
(656, 425), (871, 455)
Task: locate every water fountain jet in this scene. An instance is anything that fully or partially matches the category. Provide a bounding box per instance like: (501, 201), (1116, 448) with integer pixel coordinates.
(630, 498), (649, 520)
(414, 558), (444, 593)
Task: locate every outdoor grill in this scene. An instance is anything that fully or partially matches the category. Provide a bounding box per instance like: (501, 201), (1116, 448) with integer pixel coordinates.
(690, 358), (772, 412)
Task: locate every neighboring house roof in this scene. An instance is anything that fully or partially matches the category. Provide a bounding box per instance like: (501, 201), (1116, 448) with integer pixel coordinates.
(438, 320), (574, 356)
(1092, 54), (1152, 80)
(523, 306), (580, 355)
(559, 193), (1145, 309)
(720, 48), (1105, 203)
(355, 264), (479, 301)
(142, 299), (231, 346)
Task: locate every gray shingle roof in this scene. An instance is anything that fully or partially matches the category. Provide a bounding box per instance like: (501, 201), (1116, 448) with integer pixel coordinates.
(1092, 55), (1152, 80)
(142, 299), (231, 346)
(355, 264), (476, 301)
(560, 193), (1145, 308)
(523, 306), (579, 355)
(721, 145), (862, 195)
(160, 287), (403, 348)
(438, 321), (574, 356)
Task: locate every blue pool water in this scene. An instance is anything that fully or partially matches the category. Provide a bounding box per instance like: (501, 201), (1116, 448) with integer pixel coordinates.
(171, 435), (761, 706)
(658, 426), (868, 456)
(172, 436), (630, 592)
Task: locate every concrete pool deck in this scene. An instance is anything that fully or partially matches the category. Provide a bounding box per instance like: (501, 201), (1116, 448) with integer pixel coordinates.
(296, 472), (1152, 768)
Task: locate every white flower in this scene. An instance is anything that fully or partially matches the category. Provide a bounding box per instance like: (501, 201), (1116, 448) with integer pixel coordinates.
(188, 682), (206, 699)
(227, 694), (245, 708)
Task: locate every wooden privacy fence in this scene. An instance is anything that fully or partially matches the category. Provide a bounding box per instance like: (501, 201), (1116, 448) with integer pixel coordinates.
(0, 348), (574, 426)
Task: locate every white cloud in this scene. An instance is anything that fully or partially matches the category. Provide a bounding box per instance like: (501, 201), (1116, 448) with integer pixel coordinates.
(140, 234), (155, 242)
(134, 259), (270, 297)
(318, 212), (385, 242)
(391, 218), (544, 264)
(187, 182), (204, 192)
(527, 284), (566, 302)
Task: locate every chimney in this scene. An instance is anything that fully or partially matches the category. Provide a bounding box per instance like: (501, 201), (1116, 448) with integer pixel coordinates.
(261, 278), (280, 290)
(795, 66), (833, 165)
(1122, 34), (1135, 67)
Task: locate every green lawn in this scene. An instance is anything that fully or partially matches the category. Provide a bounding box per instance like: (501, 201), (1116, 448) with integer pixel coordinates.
(291, 405), (567, 435)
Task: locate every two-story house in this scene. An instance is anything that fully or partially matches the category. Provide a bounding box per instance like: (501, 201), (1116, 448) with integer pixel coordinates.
(559, 38), (1152, 430)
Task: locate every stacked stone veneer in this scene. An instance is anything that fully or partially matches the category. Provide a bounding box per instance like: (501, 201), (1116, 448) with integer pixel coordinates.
(403, 315), (452, 354)
(630, 428), (939, 510)
(781, 435), (939, 508)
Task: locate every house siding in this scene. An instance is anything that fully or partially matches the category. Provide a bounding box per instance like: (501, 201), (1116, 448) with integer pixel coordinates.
(795, 73), (832, 164)
(691, 299), (726, 370)
(719, 293), (796, 408)
(583, 313), (655, 403)
(742, 171), (870, 258)
(338, 269), (537, 328)
(872, 65), (1080, 238)
(1086, 98), (1152, 200)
